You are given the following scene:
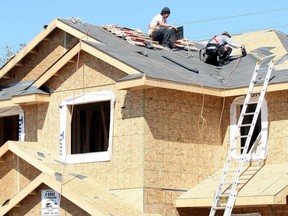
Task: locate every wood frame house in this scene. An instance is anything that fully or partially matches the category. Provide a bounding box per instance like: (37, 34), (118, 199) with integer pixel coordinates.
(0, 18), (288, 215)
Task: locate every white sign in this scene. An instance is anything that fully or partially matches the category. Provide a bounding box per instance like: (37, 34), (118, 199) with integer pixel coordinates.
(41, 189), (60, 216)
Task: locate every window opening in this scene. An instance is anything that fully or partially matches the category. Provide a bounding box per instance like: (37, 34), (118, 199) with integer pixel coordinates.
(230, 95), (268, 161)
(0, 106), (24, 147)
(70, 101), (110, 154)
(240, 104), (261, 154)
(59, 91), (115, 164)
(0, 115), (19, 146)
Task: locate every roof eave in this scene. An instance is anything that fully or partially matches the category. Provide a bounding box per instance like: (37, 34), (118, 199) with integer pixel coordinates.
(0, 94), (50, 106)
(117, 76), (288, 97)
(175, 194), (287, 208)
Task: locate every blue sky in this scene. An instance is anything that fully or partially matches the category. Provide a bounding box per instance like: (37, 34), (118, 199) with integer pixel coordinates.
(1, 0), (288, 57)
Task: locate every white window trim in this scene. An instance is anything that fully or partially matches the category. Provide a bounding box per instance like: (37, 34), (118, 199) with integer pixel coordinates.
(230, 95), (268, 161)
(0, 105), (25, 141)
(59, 91), (115, 164)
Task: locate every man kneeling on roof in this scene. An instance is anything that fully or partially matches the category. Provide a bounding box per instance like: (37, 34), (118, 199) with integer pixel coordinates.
(148, 7), (178, 50)
(205, 31), (245, 66)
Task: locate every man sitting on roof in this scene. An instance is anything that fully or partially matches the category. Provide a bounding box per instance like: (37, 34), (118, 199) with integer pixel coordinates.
(148, 7), (178, 50)
(204, 31), (245, 66)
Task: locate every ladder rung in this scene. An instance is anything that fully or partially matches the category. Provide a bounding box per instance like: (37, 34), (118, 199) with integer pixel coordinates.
(242, 112), (255, 116)
(245, 101), (258, 105)
(256, 67), (269, 72)
(231, 146), (244, 150)
(239, 124), (252, 127)
(218, 194), (230, 198)
(214, 206), (226, 210)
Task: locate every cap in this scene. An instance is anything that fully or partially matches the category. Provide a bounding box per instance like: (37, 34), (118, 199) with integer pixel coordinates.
(161, 7), (170, 14)
(222, 31), (231, 38)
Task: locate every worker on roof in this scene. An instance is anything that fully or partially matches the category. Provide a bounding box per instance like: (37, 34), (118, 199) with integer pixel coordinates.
(148, 7), (177, 50)
(204, 31), (245, 66)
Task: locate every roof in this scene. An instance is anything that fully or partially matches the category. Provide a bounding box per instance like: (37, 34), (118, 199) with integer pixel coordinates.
(175, 162), (288, 208)
(1, 18), (288, 102)
(58, 18), (288, 87)
(0, 141), (158, 216)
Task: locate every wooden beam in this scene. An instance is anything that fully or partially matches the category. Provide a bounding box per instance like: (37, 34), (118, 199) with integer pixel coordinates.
(56, 20), (100, 44)
(14, 203), (21, 208)
(29, 49), (38, 54)
(15, 62), (24, 67)
(0, 173), (44, 215)
(116, 76), (223, 97)
(117, 76), (287, 97)
(29, 190), (37, 195)
(11, 94), (50, 105)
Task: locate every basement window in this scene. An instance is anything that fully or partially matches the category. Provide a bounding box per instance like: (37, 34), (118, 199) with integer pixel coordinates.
(230, 95), (268, 161)
(59, 91), (115, 164)
(0, 106), (25, 147)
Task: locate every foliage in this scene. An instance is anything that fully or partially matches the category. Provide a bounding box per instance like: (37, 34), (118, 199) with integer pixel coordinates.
(0, 44), (25, 68)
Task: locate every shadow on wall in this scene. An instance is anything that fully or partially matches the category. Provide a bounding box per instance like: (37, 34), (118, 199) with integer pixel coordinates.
(121, 88), (226, 145)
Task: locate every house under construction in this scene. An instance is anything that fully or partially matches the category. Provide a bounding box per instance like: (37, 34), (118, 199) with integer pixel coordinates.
(0, 18), (288, 216)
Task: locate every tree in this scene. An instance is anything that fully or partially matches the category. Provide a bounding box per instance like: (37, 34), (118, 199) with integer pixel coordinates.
(0, 44), (25, 68)
(0, 45), (15, 67)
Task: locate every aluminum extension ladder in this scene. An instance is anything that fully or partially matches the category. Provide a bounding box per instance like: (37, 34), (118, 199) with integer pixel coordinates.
(209, 61), (274, 216)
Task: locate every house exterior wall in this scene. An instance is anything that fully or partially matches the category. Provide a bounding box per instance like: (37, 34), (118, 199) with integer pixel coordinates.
(1, 27), (288, 215)
(177, 90), (288, 216)
(31, 51), (146, 210)
(142, 88), (225, 215)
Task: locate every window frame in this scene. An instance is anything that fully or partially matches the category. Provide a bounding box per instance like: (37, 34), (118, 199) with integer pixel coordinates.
(59, 91), (115, 164)
(230, 95), (268, 161)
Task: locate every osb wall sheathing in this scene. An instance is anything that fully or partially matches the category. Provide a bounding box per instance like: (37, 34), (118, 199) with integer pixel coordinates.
(173, 91), (288, 216)
(265, 90), (288, 163)
(6, 184), (90, 216)
(0, 151), (41, 206)
(0, 28), (78, 86)
(28, 50), (146, 207)
(142, 88), (227, 215)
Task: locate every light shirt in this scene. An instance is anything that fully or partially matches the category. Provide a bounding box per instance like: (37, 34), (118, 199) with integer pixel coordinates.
(208, 35), (241, 48)
(148, 14), (166, 36)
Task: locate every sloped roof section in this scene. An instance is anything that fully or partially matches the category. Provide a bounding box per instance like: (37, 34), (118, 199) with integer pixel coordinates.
(0, 141), (157, 216)
(275, 30), (288, 52)
(175, 162), (288, 208)
(58, 18), (288, 91)
(2, 18), (288, 99)
(0, 81), (49, 100)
